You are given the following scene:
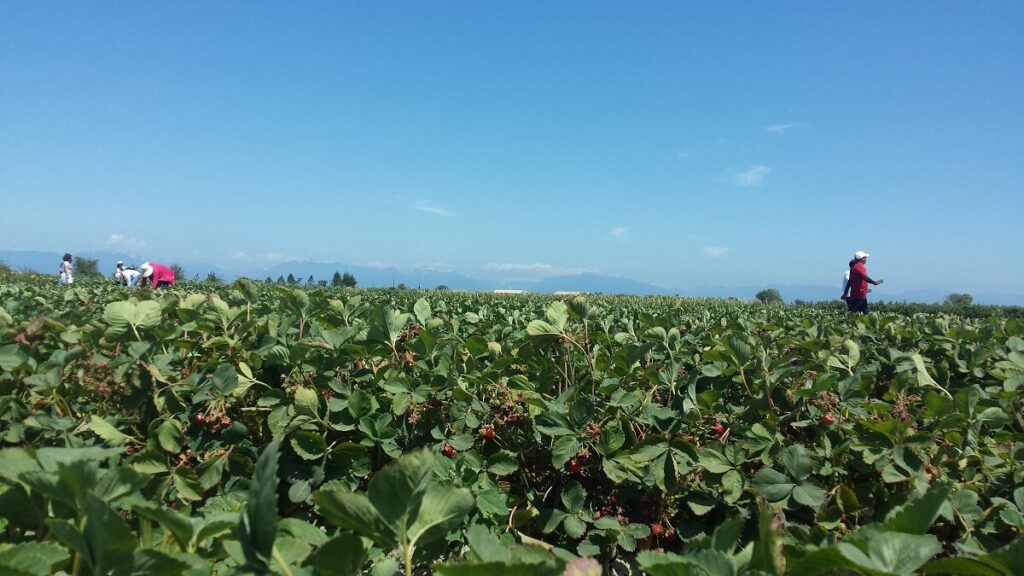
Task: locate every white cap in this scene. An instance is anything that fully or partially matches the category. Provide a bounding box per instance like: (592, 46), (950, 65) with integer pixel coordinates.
(140, 262), (153, 278)
(116, 260), (124, 265)
(854, 250), (870, 260)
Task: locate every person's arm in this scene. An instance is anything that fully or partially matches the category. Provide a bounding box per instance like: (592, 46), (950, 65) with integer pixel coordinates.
(866, 276), (884, 285)
(841, 278), (850, 299)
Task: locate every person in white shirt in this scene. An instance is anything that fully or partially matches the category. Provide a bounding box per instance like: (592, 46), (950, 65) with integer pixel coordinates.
(121, 267), (141, 287)
(59, 253), (73, 285)
(840, 259), (855, 300)
(114, 261), (140, 286)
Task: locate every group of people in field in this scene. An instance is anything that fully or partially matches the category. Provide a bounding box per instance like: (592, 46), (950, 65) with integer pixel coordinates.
(58, 250), (883, 310)
(58, 253), (175, 289)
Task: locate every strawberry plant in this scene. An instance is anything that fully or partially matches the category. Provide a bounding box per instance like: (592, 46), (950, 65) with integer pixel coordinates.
(0, 275), (1022, 574)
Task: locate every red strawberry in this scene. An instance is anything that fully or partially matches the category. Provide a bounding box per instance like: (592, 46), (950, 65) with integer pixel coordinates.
(568, 458), (583, 474)
(651, 523), (665, 536)
(711, 422), (725, 435)
(822, 413), (836, 425)
(481, 425), (495, 440)
(441, 443), (456, 458)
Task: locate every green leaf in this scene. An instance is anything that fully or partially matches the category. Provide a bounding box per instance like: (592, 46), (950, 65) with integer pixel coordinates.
(294, 386), (321, 419)
(448, 433), (474, 452)
(367, 448), (433, 532)
(883, 481), (952, 535)
(474, 486), (508, 519)
(83, 494), (138, 575)
(198, 454), (228, 490)
(781, 445), (812, 481)
(534, 412), (574, 436)
(563, 515), (587, 539)
(315, 491), (394, 548)
(273, 536), (313, 567)
(211, 363), (238, 395)
(786, 546), (863, 576)
(912, 353), (952, 399)
(238, 439), (281, 572)
(841, 532), (942, 575)
(0, 542), (70, 576)
(545, 301), (569, 329)
(306, 533), (368, 576)
(637, 550), (712, 576)
(290, 430), (327, 460)
(130, 501), (193, 551)
(749, 500), (785, 576)
(463, 525), (510, 563)
(597, 420), (626, 456)
(561, 483), (587, 513)
(172, 469), (204, 502)
(131, 549), (192, 575)
(725, 336), (752, 367)
(922, 557), (1011, 576)
(710, 517), (746, 553)
(0, 344), (27, 371)
(526, 320), (563, 338)
(157, 419), (183, 454)
(414, 298), (432, 325)
(278, 518), (329, 547)
(792, 483), (827, 509)
(486, 451), (520, 476)
(699, 448), (735, 474)
(552, 436), (581, 468)
(103, 300), (162, 337)
(751, 469), (795, 502)
(436, 562), (565, 576)
(85, 415), (131, 445)
(407, 484), (475, 550)
(371, 556), (401, 576)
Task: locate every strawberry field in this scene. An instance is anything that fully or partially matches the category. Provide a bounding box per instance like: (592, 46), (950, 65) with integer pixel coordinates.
(1, 276), (1023, 575)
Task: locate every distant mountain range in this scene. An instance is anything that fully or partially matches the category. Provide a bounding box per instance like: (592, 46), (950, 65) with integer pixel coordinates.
(2, 249), (1022, 305)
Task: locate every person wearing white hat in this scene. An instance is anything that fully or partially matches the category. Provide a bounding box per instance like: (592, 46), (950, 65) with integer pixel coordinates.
(841, 251), (883, 313)
(113, 261), (126, 285)
(138, 261), (176, 289)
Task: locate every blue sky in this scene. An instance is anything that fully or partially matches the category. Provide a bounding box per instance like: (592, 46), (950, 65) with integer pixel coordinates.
(2, 2), (1022, 294)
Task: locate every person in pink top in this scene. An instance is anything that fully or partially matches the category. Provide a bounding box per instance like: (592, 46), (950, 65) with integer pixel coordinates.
(139, 261), (175, 289)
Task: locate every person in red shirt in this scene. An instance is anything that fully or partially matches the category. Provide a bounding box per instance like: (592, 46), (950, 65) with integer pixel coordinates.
(139, 261), (176, 289)
(842, 251), (883, 313)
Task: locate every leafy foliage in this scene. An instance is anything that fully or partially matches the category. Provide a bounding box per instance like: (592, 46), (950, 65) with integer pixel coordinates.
(74, 256), (101, 278)
(1, 275), (1022, 574)
(755, 288), (783, 304)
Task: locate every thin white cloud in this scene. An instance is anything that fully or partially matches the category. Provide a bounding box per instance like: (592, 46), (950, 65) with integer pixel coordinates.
(677, 150), (692, 158)
(612, 227), (628, 237)
(414, 201), (457, 218)
(704, 246), (730, 257)
(356, 260), (400, 269)
(106, 233), (146, 251)
(734, 165), (770, 187)
(355, 260), (455, 273)
(764, 123), (800, 134)
(260, 252), (293, 264)
(483, 262), (590, 277)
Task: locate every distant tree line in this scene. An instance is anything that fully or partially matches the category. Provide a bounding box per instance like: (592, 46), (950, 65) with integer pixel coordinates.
(263, 271), (357, 287)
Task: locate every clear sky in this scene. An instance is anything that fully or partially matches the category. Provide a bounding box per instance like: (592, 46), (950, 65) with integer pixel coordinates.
(2, 2), (1022, 293)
